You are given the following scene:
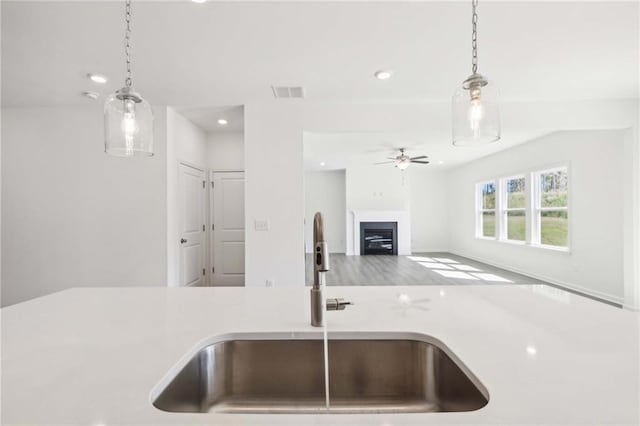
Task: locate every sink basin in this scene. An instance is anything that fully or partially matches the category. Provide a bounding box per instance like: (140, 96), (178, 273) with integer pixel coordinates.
(151, 332), (488, 414)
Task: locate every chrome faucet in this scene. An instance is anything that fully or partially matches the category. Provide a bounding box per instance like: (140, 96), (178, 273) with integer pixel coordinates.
(311, 212), (351, 327)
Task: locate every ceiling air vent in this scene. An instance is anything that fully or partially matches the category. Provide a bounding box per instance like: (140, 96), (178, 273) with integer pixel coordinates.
(271, 86), (305, 99)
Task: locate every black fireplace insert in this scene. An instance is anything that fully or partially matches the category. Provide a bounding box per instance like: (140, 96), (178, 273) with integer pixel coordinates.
(360, 222), (398, 255)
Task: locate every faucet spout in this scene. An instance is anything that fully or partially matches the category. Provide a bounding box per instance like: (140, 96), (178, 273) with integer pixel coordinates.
(311, 212), (329, 326)
(310, 212), (350, 327)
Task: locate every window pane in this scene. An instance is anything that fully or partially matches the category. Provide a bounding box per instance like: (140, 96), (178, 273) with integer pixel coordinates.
(540, 170), (568, 208)
(482, 212), (495, 238)
(506, 177), (526, 208)
(507, 210), (526, 241)
(541, 210), (568, 247)
(481, 182), (496, 209)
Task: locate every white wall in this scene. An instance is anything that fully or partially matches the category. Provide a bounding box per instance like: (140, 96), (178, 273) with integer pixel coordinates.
(168, 108), (208, 169)
(1, 106), (168, 306)
(409, 168), (449, 252)
(304, 170), (346, 253)
(166, 107), (208, 286)
(207, 132), (244, 171)
(346, 166), (410, 212)
(344, 166), (410, 255)
(447, 130), (627, 304)
(623, 121), (640, 310)
(342, 166), (449, 254)
(244, 103), (304, 287)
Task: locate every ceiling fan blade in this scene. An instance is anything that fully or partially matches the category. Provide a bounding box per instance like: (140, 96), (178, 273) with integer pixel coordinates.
(410, 155), (429, 160)
(386, 157), (398, 160)
(374, 161), (395, 165)
(410, 160), (430, 164)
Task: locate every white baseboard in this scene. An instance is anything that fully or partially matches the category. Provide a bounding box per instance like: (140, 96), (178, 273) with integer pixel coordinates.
(410, 248), (450, 254)
(449, 250), (625, 307)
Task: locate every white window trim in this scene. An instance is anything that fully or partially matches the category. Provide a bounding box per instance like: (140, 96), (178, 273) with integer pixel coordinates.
(475, 165), (570, 253)
(531, 166), (570, 251)
(499, 174), (527, 243)
(476, 181), (497, 239)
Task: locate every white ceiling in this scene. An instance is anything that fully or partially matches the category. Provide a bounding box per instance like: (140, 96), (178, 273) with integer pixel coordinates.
(2, 1), (637, 107)
(178, 105), (244, 133)
(2, 1), (637, 167)
(303, 129), (547, 171)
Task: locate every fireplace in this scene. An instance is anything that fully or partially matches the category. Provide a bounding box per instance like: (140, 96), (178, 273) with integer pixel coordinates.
(360, 222), (398, 255)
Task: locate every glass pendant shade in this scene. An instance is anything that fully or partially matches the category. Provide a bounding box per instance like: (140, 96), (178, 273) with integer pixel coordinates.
(452, 73), (500, 146)
(104, 87), (154, 156)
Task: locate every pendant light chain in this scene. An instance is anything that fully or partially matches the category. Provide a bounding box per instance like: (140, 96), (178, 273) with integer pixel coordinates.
(471, 0), (478, 75)
(124, 0), (133, 88)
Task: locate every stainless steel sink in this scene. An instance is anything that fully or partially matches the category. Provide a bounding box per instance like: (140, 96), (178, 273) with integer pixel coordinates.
(151, 333), (489, 414)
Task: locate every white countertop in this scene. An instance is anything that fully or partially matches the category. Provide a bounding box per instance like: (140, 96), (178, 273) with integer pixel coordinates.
(1, 285), (639, 425)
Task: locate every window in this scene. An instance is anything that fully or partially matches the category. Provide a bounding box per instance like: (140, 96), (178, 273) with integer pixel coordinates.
(501, 176), (526, 242)
(477, 181), (496, 238)
(475, 166), (569, 251)
(534, 168), (569, 248)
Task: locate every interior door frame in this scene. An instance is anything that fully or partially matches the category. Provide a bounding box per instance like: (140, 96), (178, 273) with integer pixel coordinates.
(209, 170), (245, 286)
(178, 161), (207, 287)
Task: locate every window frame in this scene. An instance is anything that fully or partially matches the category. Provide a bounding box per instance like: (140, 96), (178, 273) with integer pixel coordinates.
(475, 164), (570, 253)
(499, 174), (527, 244)
(476, 180), (497, 239)
(532, 166), (570, 250)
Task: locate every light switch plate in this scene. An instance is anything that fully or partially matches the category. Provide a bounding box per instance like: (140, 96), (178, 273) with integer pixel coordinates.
(254, 219), (269, 231)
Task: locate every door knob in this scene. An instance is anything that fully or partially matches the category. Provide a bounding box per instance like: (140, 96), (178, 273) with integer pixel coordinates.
(180, 238), (187, 244)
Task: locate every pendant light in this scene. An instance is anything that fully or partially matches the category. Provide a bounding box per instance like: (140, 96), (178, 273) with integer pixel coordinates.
(452, 0), (500, 146)
(104, 0), (153, 156)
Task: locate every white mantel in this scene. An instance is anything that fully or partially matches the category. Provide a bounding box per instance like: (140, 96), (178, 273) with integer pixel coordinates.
(346, 210), (411, 256)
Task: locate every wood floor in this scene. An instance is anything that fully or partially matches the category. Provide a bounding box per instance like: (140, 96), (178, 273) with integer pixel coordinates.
(304, 252), (548, 286)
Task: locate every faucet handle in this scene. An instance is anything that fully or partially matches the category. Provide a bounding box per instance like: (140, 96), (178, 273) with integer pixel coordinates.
(326, 298), (353, 311)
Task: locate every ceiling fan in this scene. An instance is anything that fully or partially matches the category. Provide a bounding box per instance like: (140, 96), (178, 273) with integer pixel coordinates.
(375, 148), (429, 170)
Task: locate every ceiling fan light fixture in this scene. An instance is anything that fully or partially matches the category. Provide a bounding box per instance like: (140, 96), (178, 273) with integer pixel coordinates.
(396, 159), (410, 170)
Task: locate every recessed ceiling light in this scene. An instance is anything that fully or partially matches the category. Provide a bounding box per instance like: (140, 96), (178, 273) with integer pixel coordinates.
(438, 160), (444, 165)
(217, 119), (228, 125)
(320, 162), (326, 166)
(192, 0), (207, 3)
(82, 91), (100, 100)
(374, 70), (393, 80)
(87, 73), (108, 84)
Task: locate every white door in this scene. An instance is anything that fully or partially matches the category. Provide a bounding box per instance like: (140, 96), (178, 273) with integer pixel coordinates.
(211, 171), (245, 286)
(179, 164), (206, 287)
